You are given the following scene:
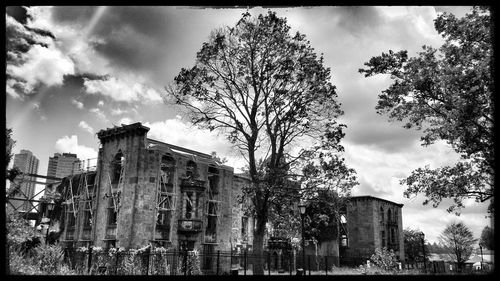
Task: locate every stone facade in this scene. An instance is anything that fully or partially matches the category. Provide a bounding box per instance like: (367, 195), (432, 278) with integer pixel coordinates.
(58, 122), (253, 258)
(341, 196), (404, 261)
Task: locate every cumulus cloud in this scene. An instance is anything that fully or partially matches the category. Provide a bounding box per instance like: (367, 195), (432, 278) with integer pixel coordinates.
(98, 100), (104, 107)
(84, 76), (162, 104)
(89, 107), (108, 122)
(143, 118), (245, 169)
(54, 135), (98, 161)
(71, 98), (84, 109)
(7, 44), (75, 93)
(118, 117), (133, 125)
(78, 121), (94, 134)
(111, 108), (126, 115)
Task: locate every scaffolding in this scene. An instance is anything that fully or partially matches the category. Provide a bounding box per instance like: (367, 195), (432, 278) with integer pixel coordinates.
(106, 157), (125, 212)
(204, 166), (221, 243)
(153, 154), (177, 244)
(6, 173), (62, 221)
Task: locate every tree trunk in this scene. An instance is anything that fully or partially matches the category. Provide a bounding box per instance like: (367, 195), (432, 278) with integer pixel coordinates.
(252, 217), (266, 275)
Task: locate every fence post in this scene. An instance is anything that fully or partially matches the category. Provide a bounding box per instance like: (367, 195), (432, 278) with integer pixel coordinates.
(308, 255), (311, 275)
(87, 246), (93, 274)
(183, 250), (188, 276)
(325, 256), (328, 275)
(216, 250), (220, 275)
(114, 251), (120, 275)
(244, 249), (247, 275)
(172, 249), (176, 275)
(144, 247), (151, 275)
(268, 252), (271, 275)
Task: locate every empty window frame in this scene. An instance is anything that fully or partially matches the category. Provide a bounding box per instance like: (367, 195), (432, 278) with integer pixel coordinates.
(186, 161), (197, 179)
(107, 196), (118, 226)
(111, 151), (124, 185)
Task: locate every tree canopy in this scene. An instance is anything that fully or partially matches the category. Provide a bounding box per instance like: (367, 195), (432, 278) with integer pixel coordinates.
(359, 7), (493, 215)
(479, 225), (493, 250)
(167, 11), (348, 274)
(403, 228), (429, 262)
(439, 222), (477, 268)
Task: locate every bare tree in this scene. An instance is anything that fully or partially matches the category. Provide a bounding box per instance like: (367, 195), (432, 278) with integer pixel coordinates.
(439, 222), (477, 271)
(166, 11), (345, 274)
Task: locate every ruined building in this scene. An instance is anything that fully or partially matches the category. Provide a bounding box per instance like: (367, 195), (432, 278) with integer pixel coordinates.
(340, 196), (404, 261)
(52, 122), (253, 255)
(46, 122), (404, 268)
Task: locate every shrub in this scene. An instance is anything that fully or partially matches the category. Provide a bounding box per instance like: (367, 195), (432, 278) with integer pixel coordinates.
(370, 247), (399, 272)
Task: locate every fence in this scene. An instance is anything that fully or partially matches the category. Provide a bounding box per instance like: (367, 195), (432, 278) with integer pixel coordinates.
(63, 247), (340, 275)
(403, 260), (484, 274)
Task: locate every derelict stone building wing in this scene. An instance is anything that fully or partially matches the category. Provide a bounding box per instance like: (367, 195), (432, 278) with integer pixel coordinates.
(54, 122), (254, 254)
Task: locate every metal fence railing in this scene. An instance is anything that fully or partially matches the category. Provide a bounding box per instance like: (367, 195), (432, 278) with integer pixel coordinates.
(63, 247), (341, 275)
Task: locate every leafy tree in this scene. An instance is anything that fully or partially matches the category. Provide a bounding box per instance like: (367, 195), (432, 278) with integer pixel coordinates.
(479, 225), (493, 250)
(300, 152), (357, 250)
(6, 128), (16, 168)
(403, 228), (429, 262)
(359, 7), (493, 215)
(439, 222), (477, 270)
(167, 11), (345, 274)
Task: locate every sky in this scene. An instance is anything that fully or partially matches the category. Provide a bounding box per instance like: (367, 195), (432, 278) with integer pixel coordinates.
(5, 6), (491, 244)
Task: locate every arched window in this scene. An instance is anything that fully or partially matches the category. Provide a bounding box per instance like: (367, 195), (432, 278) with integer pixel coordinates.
(160, 155), (175, 187)
(379, 206), (384, 222)
(186, 160), (197, 179)
(208, 166), (219, 194)
(111, 151), (124, 184)
(387, 209), (392, 222)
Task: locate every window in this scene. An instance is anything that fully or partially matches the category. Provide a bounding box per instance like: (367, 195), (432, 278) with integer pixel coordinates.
(106, 240), (116, 249)
(186, 161), (197, 179)
(83, 201), (92, 227)
(341, 234), (349, 247)
(184, 192), (195, 219)
(241, 216), (248, 241)
(381, 231), (386, 248)
(390, 228), (397, 244)
(160, 155), (175, 187)
(388, 209), (392, 222)
(107, 196), (118, 226)
(379, 207), (384, 222)
(111, 151), (124, 185)
(156, 210), (172, 240)
(208, 166), (219, 194)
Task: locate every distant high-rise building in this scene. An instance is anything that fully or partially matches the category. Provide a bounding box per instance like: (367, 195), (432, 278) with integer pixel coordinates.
(12, 149), (39, 211)
(46, 153), (81, 184)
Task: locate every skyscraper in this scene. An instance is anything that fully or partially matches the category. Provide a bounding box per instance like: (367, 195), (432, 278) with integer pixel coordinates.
(12, 149), (39, 211)
(46, 153), (81, 184)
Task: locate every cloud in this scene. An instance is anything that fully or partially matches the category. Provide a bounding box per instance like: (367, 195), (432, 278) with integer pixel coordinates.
(89, 107), (108, 122)
(7, 44), (75, 93)
(78, 121), (94, 134)
(71, 98), (84, 109)
(83, 76), (162, 104)
(111, 108), (126, 115)
(118, 117), (133, 125)
(98, 100), (104, 107)
(143, 118), (245, 170)
(54, 135), (98, 161)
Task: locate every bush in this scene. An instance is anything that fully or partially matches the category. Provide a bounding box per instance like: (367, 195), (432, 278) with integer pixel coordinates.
(370, 248), (399, 272)
(8, 244), (77, 275)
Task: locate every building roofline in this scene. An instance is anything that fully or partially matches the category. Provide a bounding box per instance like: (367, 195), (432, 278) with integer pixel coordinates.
(350, 195), (404, 207)
(147, 138), (212, 159)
